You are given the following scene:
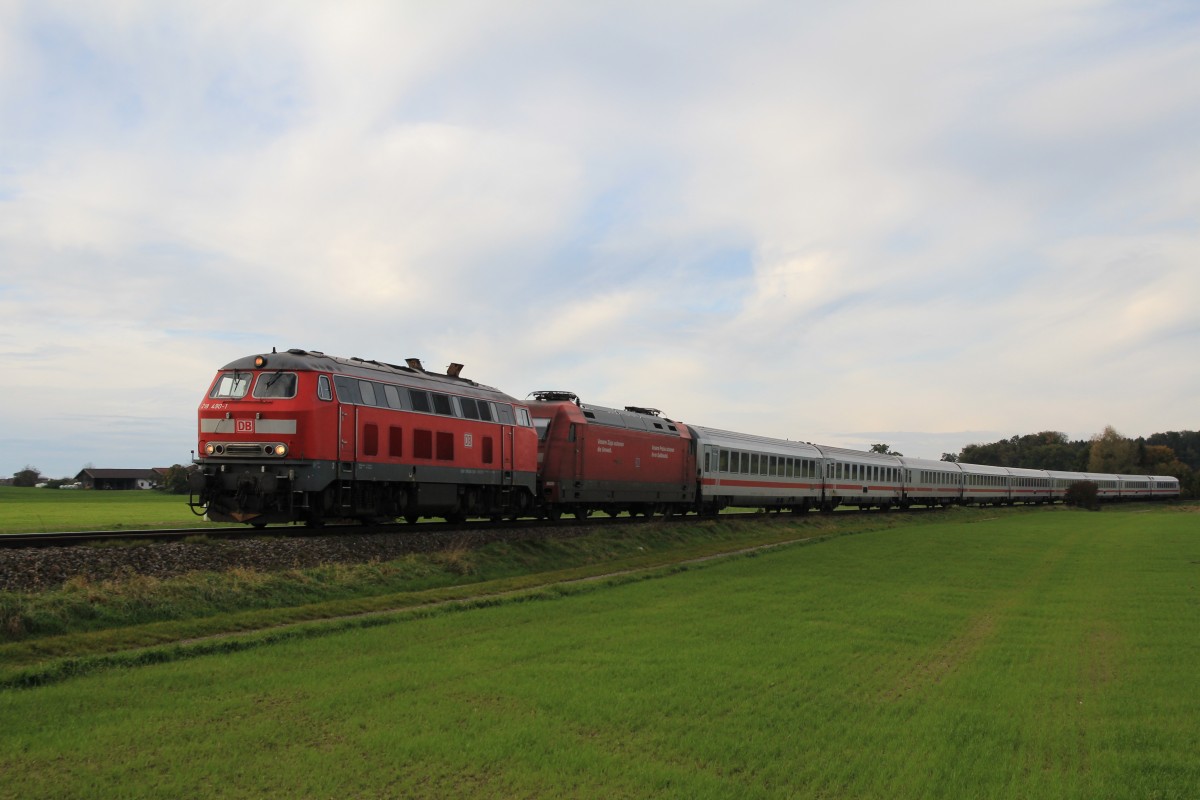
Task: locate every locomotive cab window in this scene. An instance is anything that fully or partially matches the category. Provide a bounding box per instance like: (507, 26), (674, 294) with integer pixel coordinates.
(211, 372), (252, 399)
(317, 375), (333, 402)
(253, 372), (298, 399)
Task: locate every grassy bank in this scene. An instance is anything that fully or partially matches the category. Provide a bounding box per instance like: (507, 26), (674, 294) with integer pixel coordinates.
(0, 510), (906, 676)
(2, 506), (1197, 798)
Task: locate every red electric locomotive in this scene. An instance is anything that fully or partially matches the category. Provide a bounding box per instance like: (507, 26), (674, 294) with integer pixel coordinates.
(190, 349), (539, 526)
(526, 392), (697, 519)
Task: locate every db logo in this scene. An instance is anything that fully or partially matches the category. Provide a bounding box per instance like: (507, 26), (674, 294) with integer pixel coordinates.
(463, 433), (474, 448)
(236, 419), (254, 433)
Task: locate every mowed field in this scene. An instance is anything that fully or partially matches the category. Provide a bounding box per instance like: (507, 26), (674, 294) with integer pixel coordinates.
(2, 508), (1198, 799)
(0, 486), (222, 533)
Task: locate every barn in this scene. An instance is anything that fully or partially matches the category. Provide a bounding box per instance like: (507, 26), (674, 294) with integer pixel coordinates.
(75, 468), (165, 490)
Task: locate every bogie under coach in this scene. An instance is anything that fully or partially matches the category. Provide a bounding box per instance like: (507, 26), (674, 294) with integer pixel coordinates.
(191, 350), (539, 526)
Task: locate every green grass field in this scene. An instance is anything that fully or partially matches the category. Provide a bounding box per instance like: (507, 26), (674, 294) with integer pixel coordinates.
(1, 506), (1197, 799)
(0, 485), (218, 533)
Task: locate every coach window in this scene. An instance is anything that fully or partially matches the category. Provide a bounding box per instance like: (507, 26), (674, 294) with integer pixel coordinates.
(740, 452), (750, 474)
(719, 449), (730, 473)
(254, 372), (298, 399)
(317, 375), (333, 402)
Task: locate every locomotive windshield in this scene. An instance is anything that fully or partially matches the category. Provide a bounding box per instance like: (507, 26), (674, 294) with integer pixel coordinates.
(253, 372), (298, 399)
(210, 371), (252, 399)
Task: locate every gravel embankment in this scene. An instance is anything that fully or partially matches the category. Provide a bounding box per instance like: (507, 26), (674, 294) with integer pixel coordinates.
(0, 527), (584, 593)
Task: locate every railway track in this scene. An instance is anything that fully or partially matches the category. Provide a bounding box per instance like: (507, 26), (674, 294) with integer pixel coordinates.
(0, 500), (982, 550)
(0, 511), (715, 549)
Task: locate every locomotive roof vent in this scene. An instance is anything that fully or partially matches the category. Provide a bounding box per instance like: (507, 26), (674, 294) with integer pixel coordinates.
(447, 363), (464, 378)
(530, 390), (580, 404)
(624, 405), (663, 417)
(405, 358), (425, 372)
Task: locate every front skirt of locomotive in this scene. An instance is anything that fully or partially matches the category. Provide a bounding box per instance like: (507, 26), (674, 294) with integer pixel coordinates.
(190, 460), (333, 525)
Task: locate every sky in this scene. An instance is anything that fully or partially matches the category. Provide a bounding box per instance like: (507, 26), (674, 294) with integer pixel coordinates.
(2, 0), (1198, 479)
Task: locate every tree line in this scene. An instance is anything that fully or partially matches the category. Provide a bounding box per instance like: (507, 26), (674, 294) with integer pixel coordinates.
(943, 428), (1200, 498)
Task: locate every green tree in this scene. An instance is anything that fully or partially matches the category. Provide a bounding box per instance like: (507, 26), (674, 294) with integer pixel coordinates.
(1145, 430), (1200, 471)
(160, 464), (192, 495)
(12, 466), (41, 487)
(869, 444), (902, 456)
(1064, 480), (1099, 509)
(1087, 426), (1137, 474)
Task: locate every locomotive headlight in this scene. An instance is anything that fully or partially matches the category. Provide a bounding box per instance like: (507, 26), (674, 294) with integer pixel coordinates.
(254, 355), (268, 368)
(274, 444), (288, 457)
(204, 443), (215, 455)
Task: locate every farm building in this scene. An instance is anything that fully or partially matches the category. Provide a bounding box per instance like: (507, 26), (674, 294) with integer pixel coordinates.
(74, 468), (166, 490)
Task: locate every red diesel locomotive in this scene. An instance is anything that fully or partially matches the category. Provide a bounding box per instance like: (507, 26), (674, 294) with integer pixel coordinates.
(190, 349), (539, 526)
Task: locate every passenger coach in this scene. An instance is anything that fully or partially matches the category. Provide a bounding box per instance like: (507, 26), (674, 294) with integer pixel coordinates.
(691, 426), (825, 513)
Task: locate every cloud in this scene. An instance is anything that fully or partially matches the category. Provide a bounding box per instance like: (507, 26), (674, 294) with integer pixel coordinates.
(1, 0), (1199, 478)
